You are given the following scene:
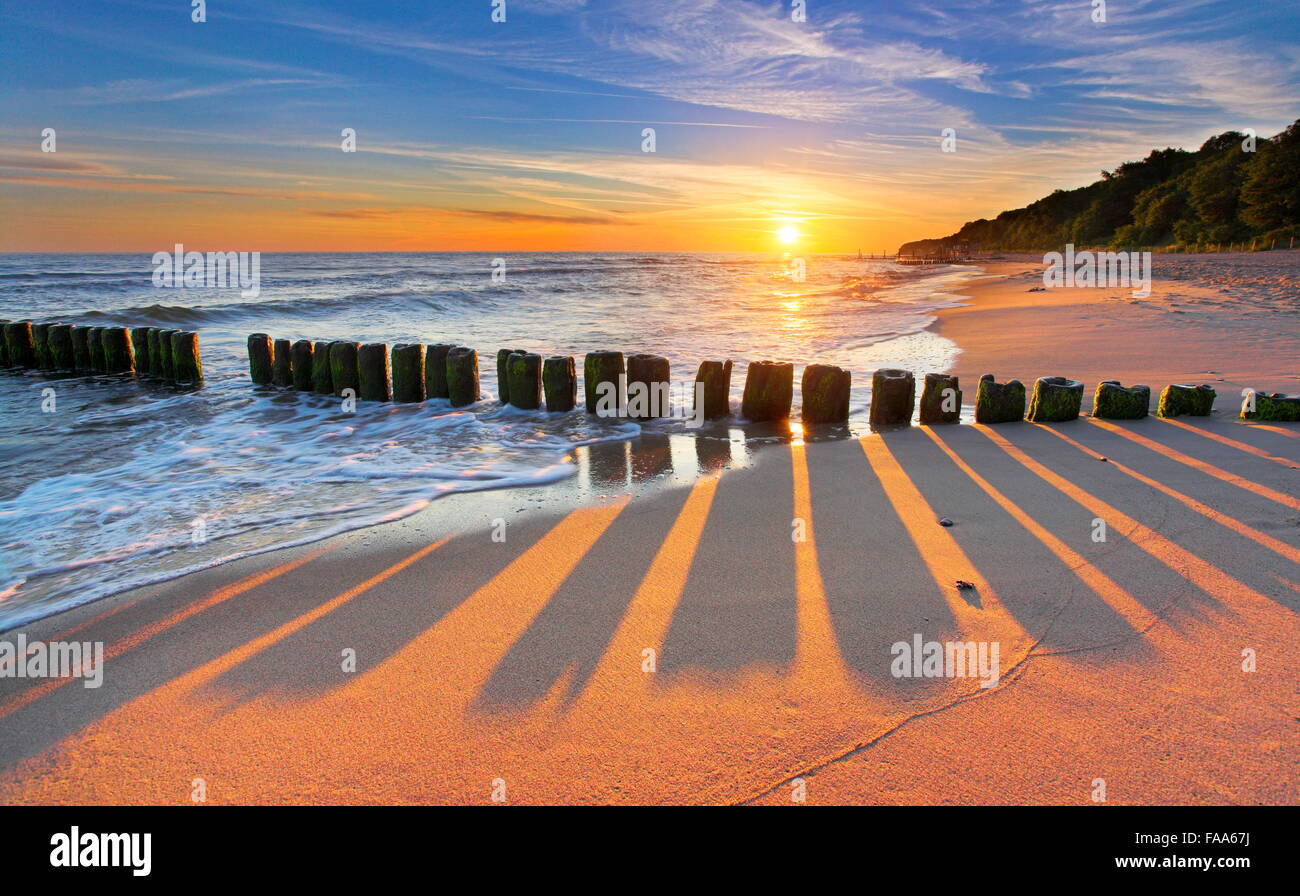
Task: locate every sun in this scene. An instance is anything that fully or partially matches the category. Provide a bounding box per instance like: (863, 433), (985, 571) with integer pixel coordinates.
(777, 224), (800, 245)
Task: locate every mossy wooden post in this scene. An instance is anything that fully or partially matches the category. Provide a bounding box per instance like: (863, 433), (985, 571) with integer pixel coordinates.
(5, 322), (35, 368)
(87, 327), (106, 372)
(391, 343), (426, 403)
(801, 364), (851, 424)
(1242, 391), (1300, 422)
(446, 346), (480, 407)
(312, 340), (333, 394)
(357, 343), (392, 402)
(130, 327), (151, 376)
(48, 324), (75, 371)
(70, 325), (90, 372)
(101, 327), (134, 374)
(869, 368), (915, 428)
(974, 374), (1026, 424)
(329, 341), (361, 398)
(506, 352), (542, 409)
(32, 324), (51, 370)
(0, 319), (7, 367)
(172, 331), (202, 384)
(273, 338), (293, 388)
(1157, 383), (1215, 417)
(248, 333), (274, 385)
(291, 340), (315, 391)
(741, 360), (794, 422)
(584, 351), (625, 415)
(1026, 376), (1084, 422)
(543, 355), (577, 412)
(158, 329), (179, 379)
(626, 353), (670, 419)
(425, 344), (453, 399)
(695, 360), (732, 420)
(496, 348), (521, 404)
(147, 329), (165, 377)
(919, 373), (961, 424)
(1092, 381), (1150, 419)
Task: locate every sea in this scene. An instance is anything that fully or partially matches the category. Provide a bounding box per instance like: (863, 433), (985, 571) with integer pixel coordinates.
(0, 252), (983, 629)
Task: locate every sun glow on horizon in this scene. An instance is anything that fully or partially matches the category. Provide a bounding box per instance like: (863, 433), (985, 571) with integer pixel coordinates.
(777, 223), (801, 245)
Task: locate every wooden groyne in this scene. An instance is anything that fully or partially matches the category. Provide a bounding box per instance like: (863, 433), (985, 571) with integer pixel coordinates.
(243, 333), (1290, 424)
(1, 320), (202, 385)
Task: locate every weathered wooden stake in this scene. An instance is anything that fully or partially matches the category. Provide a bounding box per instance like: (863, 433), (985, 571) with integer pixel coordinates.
(130, 327), (151, 375)
(974, 374), (1026, 424)
(391, 343), (426, 403)
(48, 324), (75, 371)
(32, 324), (51, 370)
(543, 356), (577, 412)
(312, 340), (334, 394)
(694, 360), (732, 420)
(148, 329), (166, 377)
(273, 338), (293, 388)
(801, 364), (851, 424)
(357, 343), (391, 401)
(1241, 391), (1300, 422)
(506, 352), (543, 409)
(172, 331), (202, 384)
(1026, 376), (1084, 422)
(919, 373), (961, 424)
(101, 327), (134, 374)
(330, 341), (361, 398)
(446, 346), (480, 407)
(158, 329), (179, 379)
(869, 368), (915, 427)
(425, 344), (453, 399)
(5, 322), (35, 368)
(87, 327), (105, 372)
(1157, 383), (1215, 417)
(584, 351), (625, 414)
(741, 360), (794, 422)
(291, 340), (315, 391)
(1092, 381), (1149, 419)
(70, 325), (90, 371)
(497, 348), (521, 404)
(248, 333), (274, 385)
(625, 354), (670, 419)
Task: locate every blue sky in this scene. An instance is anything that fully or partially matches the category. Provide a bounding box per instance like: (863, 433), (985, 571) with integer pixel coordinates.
(2, 0), (1297, 251)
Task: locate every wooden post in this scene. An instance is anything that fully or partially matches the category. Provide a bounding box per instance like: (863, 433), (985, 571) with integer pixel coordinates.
(694, 360), (732, 420)
(1157, 384), (1215, 418)
(32, 323), (51, 370)
(158, 329), (179, 379)
(172, 331), (202, 384)
(626, 354), (670, 419)
(391, 343), (426, 403)
(101, 327), (134, 374)
(273, 338), (293, 387)
(801, 364), (851, 424)
(919, 373), (961, 424)
(357, 343), (392, 401)
(4, 321), (35, 368)
(130, 327), (151, 375)
(446, 346), (480, 407)
(248, 333), (275, 384)
(584, 351), (625, 414)
(496, 348), (521, 404)
(147, 329), (166, 377)
(329, 341), (361, 398)
(70, 325), (90, 372)
(974, 374), (1026, 424)
(1026, 376), (1084, 422)
(506, 351), (542, 409)
(291, 340), (314, 391)
(48, 324), (75, 371)
(312, 340), (334, 394)
(741, 360), (794, 422)
(1092, 381), (1149, 419)
(542, 355), (577, 412)
(425, 344), (453, 399)
(87, 327), (106, 372)
(868, 368), (915, 427)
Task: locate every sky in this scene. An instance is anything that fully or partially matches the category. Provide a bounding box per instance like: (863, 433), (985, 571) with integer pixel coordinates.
(1, 0), (1298, 253)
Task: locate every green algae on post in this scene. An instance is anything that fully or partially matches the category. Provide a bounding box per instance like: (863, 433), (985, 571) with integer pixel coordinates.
(329, 341), (361, 398)
(312, 340), (334, 394)
(496, 348), (521, 404)
(247, 333), (274, 385)
(626, 353), (670, 419)
(1092, 381), (1150, 419)
(147, 329), (165, 377)
(290, 340), (315, 391)
(974, 374), (1026, 424)
(172, 331), (203, 384)
(1241, 391), (1300, 422)
(48, 324), (75, 371)
(1157, 383), (1215, 417)
(86, 326), (105, 372)
(130, 327), (151, 375)
(506, 351), (542, 410)
(446, 346), (480, 407)
(357, 343), (392, 402)
(741, 360), (794, 422)
(542, 355), (577, 412)
(157, 329), (179, 379)
(919, 372), (961, 425)
(273, 338), (293, 388)
(801, 363), (851, 424)
(694, 360), (732, 420)
(1026, 376), (1084, 423)
(70, 324), (91, 372)
(425, 344), (453, 399)
(101, 327), (134, 374)
(5, 321), (36, 368)
(391, 343), (426, 403)
(869, 368), (915, 428)
(584, 351), (625, 414)
(32, 323), (51, 370)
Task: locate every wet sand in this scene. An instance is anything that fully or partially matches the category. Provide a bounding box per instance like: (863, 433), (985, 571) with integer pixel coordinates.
(1, 257), (1297, 805)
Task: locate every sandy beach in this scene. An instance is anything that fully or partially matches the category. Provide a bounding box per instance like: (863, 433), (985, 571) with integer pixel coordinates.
(1, 256), (1296, 805)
